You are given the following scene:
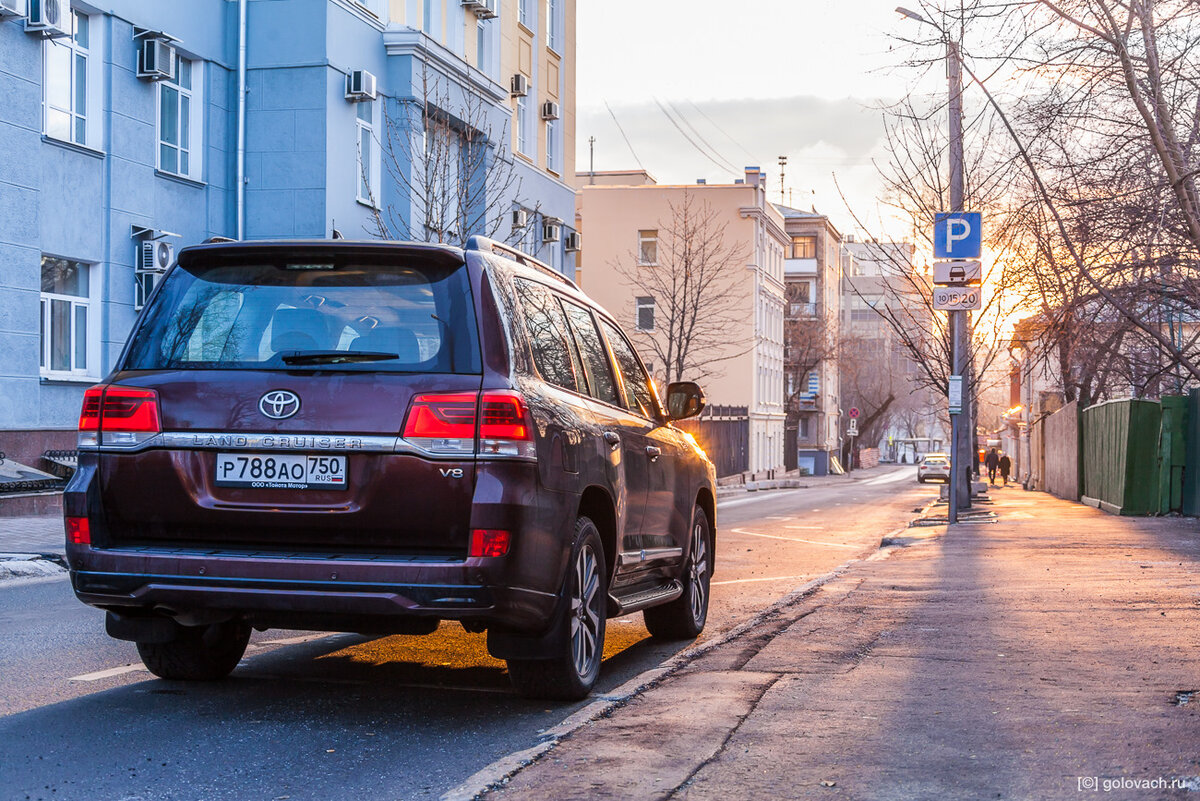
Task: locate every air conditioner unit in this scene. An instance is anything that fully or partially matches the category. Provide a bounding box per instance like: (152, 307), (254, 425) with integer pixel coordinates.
(142, 240), (175, 272)
(512, 209), (529, 230)
(474, 0), (498, 19)
(541, 101), (560, 121)
(345, 70), (377, 102)
(510, 74), (528, 97)
(137, 38), (177, 81)
(564, 232), (581, 252)
(542, 222), (561, 244)
(460, 0), (485, 12)
(26, 0), (69, 37)
(0, 0), (27, 19)
(135, 240), (174, 310)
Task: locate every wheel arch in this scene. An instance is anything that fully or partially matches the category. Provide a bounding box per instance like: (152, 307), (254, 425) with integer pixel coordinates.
(696, 486), (716, 576)
(577, 485), (617, 584)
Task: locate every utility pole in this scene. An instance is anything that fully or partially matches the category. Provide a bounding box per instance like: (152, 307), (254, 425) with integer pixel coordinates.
(947, 38), (972, 520)
(778, 155), (788, 204)
(896, 6), (974, 522)
(588, 136), (595, 185)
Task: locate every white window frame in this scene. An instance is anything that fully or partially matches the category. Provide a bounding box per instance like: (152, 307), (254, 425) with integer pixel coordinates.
(636, 296), (655, 332)
(39, 257), (97, 380)
(43, 9), (103, 149)
(157, 55), (204, 180)
(356, 98), (382, 207)
(516, 93), (528, 155)
(546, 0), (560, 52)
(545, 118), (558, 173)
(638, 230), (658, 266)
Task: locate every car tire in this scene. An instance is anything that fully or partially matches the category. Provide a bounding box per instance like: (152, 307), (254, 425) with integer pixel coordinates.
(918, 477), (925, 484)
(136, 619), (251, 681)
(507, 517), (607, 701)
(644, 504), (711, 641)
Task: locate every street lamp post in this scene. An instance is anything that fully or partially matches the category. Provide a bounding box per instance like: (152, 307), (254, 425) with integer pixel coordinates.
(897, 6), (973, 521)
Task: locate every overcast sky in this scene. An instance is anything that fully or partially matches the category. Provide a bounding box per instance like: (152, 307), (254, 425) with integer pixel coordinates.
(575, 0), (938, 240)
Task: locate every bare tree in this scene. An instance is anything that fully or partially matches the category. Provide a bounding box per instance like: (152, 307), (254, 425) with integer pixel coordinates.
(363, 63), (532, 247)
(614, 191), (751, 386)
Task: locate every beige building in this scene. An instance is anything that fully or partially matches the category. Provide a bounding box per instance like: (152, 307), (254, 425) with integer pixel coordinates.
(576, 168), (789, 474)
(778, 206), (843, 474)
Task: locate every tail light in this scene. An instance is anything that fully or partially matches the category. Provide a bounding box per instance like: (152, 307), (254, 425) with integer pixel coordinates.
(478, 391), (535, 458)
(77, 385), (162, 448)
(403, 393), (478, 455)
(469, 529), (511, 557)
(66, 516), (90, 545)
(402, 390), (535, 459)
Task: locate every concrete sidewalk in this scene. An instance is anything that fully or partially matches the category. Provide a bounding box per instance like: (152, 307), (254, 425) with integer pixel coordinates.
(483, 489), (1200, 800)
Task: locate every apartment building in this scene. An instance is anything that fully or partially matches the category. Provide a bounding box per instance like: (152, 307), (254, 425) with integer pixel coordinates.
(778, 205), (843, 475)
(576, 168), (789, 475)
(0, 0), (575, 468)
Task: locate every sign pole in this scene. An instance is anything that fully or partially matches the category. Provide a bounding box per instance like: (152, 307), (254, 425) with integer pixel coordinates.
(947, 39), (969, 523)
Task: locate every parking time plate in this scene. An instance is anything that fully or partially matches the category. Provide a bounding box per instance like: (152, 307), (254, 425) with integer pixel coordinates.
(215, 453), (347, 490)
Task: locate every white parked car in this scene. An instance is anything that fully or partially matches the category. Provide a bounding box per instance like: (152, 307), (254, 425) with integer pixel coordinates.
(917, 453), (950, 483)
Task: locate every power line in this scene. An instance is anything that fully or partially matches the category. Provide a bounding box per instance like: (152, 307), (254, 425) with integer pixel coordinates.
(653, 98), (737, 176)
(686, 100), (758, 164)
(666, 100), (741, 174)
(604, 100), (645, 172)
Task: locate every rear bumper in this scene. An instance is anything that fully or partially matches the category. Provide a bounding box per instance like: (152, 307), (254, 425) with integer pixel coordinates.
(68, 546), (557, 632)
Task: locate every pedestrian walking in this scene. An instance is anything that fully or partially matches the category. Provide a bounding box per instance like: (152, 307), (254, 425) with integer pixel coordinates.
(999, 453), (1012, 486)
(985, 447), (999, 485)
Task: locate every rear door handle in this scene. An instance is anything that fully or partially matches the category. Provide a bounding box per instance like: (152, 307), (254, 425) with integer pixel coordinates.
(603, 431), (621, 446)
(646, 446), (661, 461)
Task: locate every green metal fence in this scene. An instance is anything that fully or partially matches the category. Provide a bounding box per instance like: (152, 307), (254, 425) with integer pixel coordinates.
(1081, 399), (1163, 515)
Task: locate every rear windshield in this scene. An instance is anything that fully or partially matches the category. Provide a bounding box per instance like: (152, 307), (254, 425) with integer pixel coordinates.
(123, 256), (481, 374)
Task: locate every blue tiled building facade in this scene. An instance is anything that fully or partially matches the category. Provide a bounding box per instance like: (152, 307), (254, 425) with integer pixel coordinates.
(0, 0), (577, 456)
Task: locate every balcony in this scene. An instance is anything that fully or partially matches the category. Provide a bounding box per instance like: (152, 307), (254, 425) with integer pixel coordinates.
(788, 302), (817, 318)
(785, 257), (818, 276)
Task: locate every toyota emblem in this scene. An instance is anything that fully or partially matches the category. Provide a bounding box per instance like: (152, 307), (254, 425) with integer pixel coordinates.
(259, 390), (301, 420)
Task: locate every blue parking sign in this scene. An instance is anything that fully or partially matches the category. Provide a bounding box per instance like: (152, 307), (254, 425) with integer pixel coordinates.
(934, 212), (982, 259)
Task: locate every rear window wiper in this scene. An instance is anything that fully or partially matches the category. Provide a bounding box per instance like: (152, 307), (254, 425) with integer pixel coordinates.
(279, 350), (399, 365)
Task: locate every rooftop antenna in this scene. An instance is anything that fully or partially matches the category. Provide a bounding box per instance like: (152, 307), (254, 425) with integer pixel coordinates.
(777, 155), (788, 204)
(589, 136), (596, 185)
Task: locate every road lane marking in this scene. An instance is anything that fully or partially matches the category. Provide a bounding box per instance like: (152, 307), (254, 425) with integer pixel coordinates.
(713, 575), (810, 586)
(784, 525), (823, 530)
(260, 633), (340, 646)
(70, 664), (148, 682)
(731, 528), (859, 548)
(719, 490), (807, 509)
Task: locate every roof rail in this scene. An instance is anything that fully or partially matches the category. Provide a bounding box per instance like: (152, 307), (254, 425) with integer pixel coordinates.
(465, 235), (577, 288)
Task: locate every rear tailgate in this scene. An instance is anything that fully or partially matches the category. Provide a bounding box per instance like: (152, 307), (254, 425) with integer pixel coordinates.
(94, 243), (484, 557)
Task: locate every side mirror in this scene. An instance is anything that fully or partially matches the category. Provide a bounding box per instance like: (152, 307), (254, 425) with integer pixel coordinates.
(665, 381), (706, 421)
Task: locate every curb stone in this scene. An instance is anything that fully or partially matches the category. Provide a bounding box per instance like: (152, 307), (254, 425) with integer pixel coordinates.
(0, 553), (69, 582)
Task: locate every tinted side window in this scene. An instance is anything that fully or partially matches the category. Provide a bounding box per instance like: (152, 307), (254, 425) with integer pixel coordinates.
(599, 318), (658, 419)
(514, 278), (581, 393)
(562, 301), (619, 406)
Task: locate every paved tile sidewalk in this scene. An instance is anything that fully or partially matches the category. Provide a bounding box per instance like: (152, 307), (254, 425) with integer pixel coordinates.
(0, 514), (65, 556)
(486, 490), (1200, 800)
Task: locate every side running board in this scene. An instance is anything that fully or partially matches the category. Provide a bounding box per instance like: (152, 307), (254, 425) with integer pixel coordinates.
(608, 580), (683, 617)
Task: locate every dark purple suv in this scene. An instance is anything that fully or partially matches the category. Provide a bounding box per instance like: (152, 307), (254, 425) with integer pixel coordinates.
(65, 237), (716, 700)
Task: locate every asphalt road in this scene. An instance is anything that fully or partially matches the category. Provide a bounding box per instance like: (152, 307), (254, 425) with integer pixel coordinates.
(0, 465), (931, 801)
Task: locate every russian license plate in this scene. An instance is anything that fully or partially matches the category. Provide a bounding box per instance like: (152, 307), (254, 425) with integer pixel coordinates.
(214, 453), (347, 490)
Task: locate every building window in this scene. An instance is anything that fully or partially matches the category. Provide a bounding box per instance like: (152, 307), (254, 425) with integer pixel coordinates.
(516, 94), (528, 155)
(159, 55), (203, 179)
(636, 296), (655, 332)
(423, 0), (433, 33)
(356, 99), (380, 206)
(545, 118), (558, 173)
(477, 20), (486, 68)
(638, 230), (658, 266)
(40, 257), (91, 376)
(43, 10), (91, 145)
(791, 235), (817, 259)
(519, 0), (530, 28)
(546, 0), (559, 51)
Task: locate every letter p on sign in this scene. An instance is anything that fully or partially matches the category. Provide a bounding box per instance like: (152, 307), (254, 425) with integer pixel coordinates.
(934, 212), (982, 259)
